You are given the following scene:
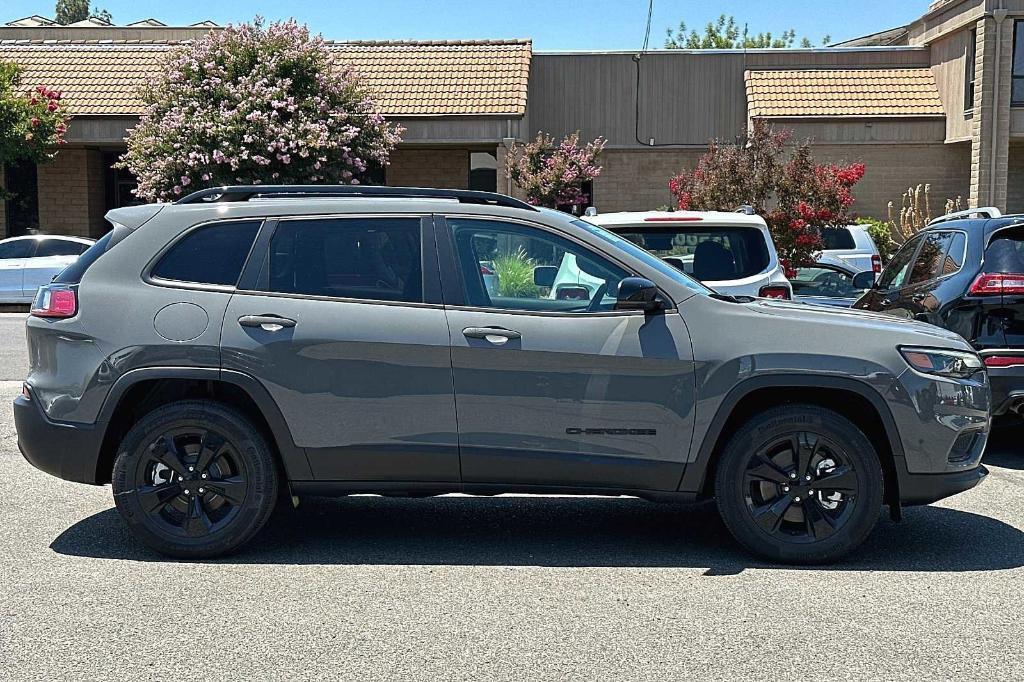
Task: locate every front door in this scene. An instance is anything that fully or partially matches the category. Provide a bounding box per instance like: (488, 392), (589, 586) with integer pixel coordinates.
(221, 215), (460, 482)
(0, 238), (34, 302)
(438, 216), (695, 492)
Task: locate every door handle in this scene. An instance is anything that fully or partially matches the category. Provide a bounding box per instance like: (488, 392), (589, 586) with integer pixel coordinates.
(882, 298), (897, 306)
(912, 293), (927, 303)
(463, 326), (522, 342)
(238, 314), (297, 331)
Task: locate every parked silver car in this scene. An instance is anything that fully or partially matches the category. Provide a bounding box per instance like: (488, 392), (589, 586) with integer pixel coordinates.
(0, 235), (94, 304)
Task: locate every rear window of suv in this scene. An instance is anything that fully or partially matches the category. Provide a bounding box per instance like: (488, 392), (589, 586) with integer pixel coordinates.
(820, 227), (856, 250)
(986, 227), (1024, 273)
(151, 220), (261, 287)
(613, 226), (770, 281)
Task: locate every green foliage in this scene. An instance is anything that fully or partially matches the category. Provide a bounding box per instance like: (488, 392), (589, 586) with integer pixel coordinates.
(494, 247), (539, 298)
(856, 217), (899, 263)
(55, 0), (111, 24)
(665, 14), (829, 49)
(0, 61), (70, 197)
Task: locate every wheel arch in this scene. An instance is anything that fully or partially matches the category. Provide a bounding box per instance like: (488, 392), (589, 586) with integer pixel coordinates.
(95, 367), (312, 484)
(680, 375), (904, 511)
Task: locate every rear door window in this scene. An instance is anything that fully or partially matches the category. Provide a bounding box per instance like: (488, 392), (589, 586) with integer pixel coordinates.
(986, 227), (1024, 273)
(615, 226), (770, 281)
(263, 218), (423, 303)
(0, 240), (36, 259)
(151, 220), (261, 287)
(35, 239), (89, 257)
(820, 227), (856, 250)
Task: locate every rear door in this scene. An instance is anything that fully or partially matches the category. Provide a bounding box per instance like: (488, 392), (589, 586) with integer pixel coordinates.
(220, 215), (460, 483)
(23, 238), (90, 300)
(0, 239), (36, 302)
(438, 215), (695, 491)
(984, 226), (1024, 348)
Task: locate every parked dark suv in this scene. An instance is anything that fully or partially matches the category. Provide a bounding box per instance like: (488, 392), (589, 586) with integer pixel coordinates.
(15, 187), (991, 563)
(854, 207), (1024, 418)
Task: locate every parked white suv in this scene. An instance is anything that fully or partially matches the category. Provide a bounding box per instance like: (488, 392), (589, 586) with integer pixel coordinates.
(580, 210), (792, 299)
(0, 234), (94, 304)
(818, 224), (881, 275)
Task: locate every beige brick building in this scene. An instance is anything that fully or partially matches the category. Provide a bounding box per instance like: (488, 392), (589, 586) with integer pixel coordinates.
(2, 0), (1023, 239)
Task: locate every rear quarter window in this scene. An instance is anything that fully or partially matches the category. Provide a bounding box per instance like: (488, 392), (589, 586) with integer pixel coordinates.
(151, 220), (261, 287)
(615, 226), (770, 281)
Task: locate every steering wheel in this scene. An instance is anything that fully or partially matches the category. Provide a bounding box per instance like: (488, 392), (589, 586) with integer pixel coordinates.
(586, 282), (610, 312)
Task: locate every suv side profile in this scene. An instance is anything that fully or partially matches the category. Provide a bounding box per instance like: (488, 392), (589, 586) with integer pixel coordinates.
(16, 186), (991, 564)
(854, 207), (1024, 418)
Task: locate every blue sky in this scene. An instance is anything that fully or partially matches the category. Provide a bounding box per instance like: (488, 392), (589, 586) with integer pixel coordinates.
(5, 0), (931, 50)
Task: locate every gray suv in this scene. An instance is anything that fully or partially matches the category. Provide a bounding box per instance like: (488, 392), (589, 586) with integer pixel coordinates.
(15, 186), (991, 563)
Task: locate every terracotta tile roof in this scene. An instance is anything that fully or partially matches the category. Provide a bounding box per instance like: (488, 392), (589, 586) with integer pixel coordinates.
(745, 68), (945, 118)
(0, 39), (532, 117)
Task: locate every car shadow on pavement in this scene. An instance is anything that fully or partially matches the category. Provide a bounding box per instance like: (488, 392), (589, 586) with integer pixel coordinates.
(50, 494), (1024, 573)
(983, 422), (1024, 471)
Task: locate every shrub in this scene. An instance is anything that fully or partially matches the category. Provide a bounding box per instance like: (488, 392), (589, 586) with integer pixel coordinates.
(494, 247), (539, 298)
(119, 18), (402, 202)
(668, 121), (864, 272)
(855, 217), (899, 263)
(506, 131), (606, 208)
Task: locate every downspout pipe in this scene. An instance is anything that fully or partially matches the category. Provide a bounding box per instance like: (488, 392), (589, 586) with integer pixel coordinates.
(990, 2), (1008, 207)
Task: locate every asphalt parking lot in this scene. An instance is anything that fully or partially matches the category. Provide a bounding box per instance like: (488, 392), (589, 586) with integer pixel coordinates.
(1, 312), (1023, 679)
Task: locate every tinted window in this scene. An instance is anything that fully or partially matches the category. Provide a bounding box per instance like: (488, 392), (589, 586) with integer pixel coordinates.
(0, 240), (36, 259)
(53, 232), (112, 284)
(265, 218), (422, 303)
(152, 221), (261, 286)
(35, 239), (89, 257)
(941, 232), (968, 276)
(908, 231), (954, 285)
(614, 226), (770, 281)
(878, 234), (923, 290)
(791, 266), (869, 299)
(820, 228), (856, 250)
(450, 218), (630, 312)
(986, 227), (1024, 273)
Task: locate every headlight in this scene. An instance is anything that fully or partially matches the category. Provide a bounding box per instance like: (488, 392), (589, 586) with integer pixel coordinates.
(900, 346), (984, 379)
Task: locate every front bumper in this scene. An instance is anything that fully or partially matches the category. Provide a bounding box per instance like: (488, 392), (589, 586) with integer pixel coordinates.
(896, 459), (988, 506)
(14, 392), (105, 485)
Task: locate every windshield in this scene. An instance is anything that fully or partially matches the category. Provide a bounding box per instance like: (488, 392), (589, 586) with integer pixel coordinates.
(571, 219), (712, 295)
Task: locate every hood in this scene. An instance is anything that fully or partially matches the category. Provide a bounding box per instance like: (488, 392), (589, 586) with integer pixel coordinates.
(747, 298), (972, 348)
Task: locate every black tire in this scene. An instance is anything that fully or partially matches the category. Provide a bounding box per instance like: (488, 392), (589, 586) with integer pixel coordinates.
(112, 400), (279, 558)
(714, 405), (883, 564)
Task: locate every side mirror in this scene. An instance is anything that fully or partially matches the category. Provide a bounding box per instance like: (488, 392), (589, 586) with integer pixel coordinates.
(851, 271), (876, 290)
(533, 265), (558, 288)
(615, 277), (662, 312)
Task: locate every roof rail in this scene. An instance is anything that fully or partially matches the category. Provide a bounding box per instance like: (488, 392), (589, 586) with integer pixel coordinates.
(927, 206), (1002, 226)
(735, 204), (755, 215)
(173, 185), (538, 211)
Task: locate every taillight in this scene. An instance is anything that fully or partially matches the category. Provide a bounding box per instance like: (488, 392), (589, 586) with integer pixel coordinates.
(30, 285), (78, 318)
(871, 254), (882, 274)
(983, 355), (1024, 368)
(480, 265), (494, 275)
(759, 285), (791, 300)
(968, 272), (1024, 295)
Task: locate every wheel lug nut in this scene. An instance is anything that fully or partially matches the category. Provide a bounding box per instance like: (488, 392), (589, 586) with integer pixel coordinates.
(201, 473), (208, 479)
(188, 466), (195, 472)
(184, 489), (191, 495)
(783, 486), (790, 493)
(789, 473), (797, 480)
(794, 496), (802, 502)
(808, 490), (815, 495)
(805, 475), (812, 482)
(198, 488), (205, 494)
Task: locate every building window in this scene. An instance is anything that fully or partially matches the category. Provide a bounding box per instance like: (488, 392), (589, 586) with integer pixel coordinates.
(1014, 21), (1024, 106)
(3, 160), (39, 238)
(469, 151), (497, 192)
(102, 152), (139, 211)
(965, 28), (977, 110)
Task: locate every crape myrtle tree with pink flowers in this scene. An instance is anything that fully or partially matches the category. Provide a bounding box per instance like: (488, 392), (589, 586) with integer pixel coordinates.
(0, 60), (69, 198)
(668, 121), (865, 273)
(119, 18), (403, 202)
(506, 131), (607, 209)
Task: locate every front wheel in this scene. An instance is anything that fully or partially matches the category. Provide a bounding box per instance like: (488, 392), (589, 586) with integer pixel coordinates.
(714, 405), (883, 564)
(112, 400), (279, 558)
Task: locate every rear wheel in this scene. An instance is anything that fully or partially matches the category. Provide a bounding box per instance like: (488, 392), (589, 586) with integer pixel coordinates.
(112, 400), (279, 558)
(714, 405), (883, 564)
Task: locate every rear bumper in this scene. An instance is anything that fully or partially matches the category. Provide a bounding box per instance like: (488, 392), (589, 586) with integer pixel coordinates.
(988, 365), (1024, 415)
(14, 392), (105, 485)
(896, 460), (988, 506)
